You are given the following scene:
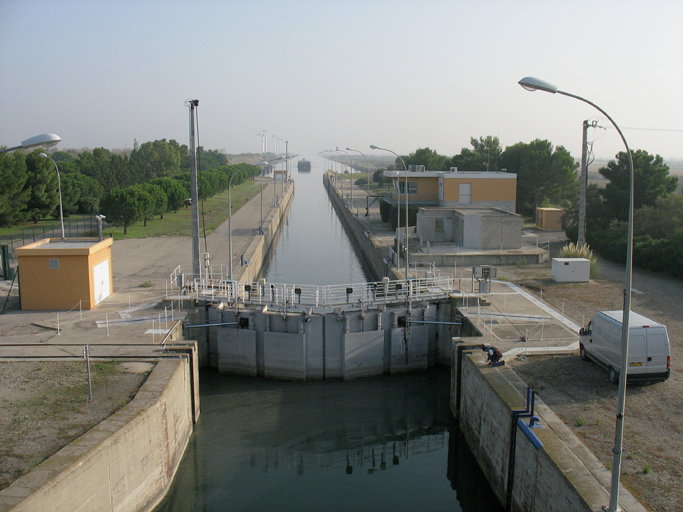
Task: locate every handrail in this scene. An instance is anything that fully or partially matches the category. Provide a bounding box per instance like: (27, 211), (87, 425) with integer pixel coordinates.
(167, 270), (456, 309)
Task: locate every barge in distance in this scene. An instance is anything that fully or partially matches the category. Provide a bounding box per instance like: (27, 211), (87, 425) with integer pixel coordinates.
(297, 159), (311, 172)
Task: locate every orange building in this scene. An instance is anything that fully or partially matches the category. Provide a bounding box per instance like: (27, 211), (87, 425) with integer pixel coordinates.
(383, 169), (517, 213)
(536, 207), (565, 231)
(15, 238), (113, 311)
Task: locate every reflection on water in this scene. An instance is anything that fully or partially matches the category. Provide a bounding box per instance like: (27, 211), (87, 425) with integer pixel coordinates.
(155, 369), (503, 512)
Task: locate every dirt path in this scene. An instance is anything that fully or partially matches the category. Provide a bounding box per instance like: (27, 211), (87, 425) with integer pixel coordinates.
(500, 259), (683, 512)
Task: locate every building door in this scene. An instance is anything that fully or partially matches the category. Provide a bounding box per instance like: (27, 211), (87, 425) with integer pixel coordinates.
(459, 183), (471, 204)
(93, 260), (111, 305)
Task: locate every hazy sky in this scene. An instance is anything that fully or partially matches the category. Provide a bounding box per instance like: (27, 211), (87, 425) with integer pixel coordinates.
(2, 0), (682, 164)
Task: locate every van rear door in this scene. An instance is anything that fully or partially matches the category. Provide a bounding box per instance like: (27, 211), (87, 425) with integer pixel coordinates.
(646, 329), (669, 374)
(628, 331), (647, 377)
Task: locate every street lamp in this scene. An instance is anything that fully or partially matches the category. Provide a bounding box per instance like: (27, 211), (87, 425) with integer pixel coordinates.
(328, 149), (344, 199)
(39, 153), (65, 241)
(370, 145), (409, 277)
(336, 147), (354, 207)
(518, 76), (634, 512)
(0, 133), (61, 154)
(257, 160), (269, 235)
(346, 147), (370, 216)
(228, 170), (240, 280)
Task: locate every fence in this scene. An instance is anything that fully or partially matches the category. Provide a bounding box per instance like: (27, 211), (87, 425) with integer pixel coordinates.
(0, 215), (102, 279)
(168, 265), (455, 310)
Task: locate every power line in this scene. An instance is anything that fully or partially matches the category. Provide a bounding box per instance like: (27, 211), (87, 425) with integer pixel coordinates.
(606, 126), (683, 133)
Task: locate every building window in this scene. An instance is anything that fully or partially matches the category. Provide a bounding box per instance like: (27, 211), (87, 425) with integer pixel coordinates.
(435, 217), (445, 231)
(398, 181), (418, 194)
(49, 259), (59, 269)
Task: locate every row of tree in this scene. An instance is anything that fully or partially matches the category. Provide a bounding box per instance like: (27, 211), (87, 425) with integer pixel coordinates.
(99, 163), (260, 234)
(0, 139), (234, 228)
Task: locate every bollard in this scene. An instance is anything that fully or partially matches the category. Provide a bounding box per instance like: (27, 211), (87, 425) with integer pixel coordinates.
(106, 313), (110, 336)
(57, 312), (61, 335)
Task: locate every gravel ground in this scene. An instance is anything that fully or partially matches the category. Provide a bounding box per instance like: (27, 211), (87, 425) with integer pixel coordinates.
(500, 259), (683, 512)
(0, 361), (152, 491)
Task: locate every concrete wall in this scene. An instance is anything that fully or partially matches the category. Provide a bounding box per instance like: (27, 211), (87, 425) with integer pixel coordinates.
(234, 181), (295, 284)
(0, 358), (196, 512)
(324, 172), (388, 281)
(451, 344), (647, 512)
(208, 300), (462, 379)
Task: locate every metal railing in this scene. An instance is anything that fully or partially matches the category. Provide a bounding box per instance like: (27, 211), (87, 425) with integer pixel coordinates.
(168, 265), (455, 309)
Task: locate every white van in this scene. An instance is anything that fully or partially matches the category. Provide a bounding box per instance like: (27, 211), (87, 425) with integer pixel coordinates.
(579, 310), (671, 384)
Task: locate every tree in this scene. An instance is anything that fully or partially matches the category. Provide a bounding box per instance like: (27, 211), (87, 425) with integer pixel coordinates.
(136, 184), (167, 224)
(634, 193), (683, 239)
(403, 147), (449, 171)
(23, 151), (60, 223)
(599, 149), (678, 222)
(198, 147), (228, 170)
(373, 169), (389, 186)
(451, 136), (503, 172)
(77, 148), (118, 193)
(0, 151), (29, 226)
(63, 173), (104, 214)
(150, 177), (188, 212)
(100, 187), (142, 234)
(129, 139), (181, 182)
(499, 139), (579, 216)
(58, 173), (82, 216)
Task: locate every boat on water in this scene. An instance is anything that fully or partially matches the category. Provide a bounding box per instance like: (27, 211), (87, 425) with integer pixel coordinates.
(297, 159), (311, 172)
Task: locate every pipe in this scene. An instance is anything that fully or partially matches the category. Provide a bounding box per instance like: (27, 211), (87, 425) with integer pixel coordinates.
(506, 387), (538, 511)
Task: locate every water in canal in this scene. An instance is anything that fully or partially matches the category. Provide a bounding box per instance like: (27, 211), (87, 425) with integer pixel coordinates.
(155, 162), (503, 512)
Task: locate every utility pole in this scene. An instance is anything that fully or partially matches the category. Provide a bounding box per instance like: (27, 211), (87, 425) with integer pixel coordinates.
(578, 120), (596, 247)
(187, 100), (200, 279)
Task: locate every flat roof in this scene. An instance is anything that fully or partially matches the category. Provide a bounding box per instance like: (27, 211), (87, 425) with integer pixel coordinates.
(384, 170), (516, 179)
(15, 237), (113, 256)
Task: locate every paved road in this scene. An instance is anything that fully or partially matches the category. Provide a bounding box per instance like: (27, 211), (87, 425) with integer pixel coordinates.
(112, 179), (284, 292)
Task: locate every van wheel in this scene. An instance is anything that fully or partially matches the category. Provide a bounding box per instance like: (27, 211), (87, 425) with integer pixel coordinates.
(580, 344), (590, 362)
(609, 367), (619, 385)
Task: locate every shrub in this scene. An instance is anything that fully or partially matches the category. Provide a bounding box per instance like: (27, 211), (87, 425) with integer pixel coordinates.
(560, 242), (598, 278)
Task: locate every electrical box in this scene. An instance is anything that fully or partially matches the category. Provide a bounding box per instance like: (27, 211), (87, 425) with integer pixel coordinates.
(551, 258), (590, 283)
(474, 266), (497, 279)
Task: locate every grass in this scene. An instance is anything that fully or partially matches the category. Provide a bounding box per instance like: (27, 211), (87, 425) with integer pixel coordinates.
(104, 180), (262, 240)
(139, 281), (153, 288)
(94, 361), (121, 374)
(643, 464), (651, 474)
(575, 417), (587, 427)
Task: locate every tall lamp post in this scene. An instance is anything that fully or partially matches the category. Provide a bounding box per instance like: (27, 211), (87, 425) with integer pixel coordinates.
(186, 99), (201, 280)
(336, 147), (354, 207)
(370, 145), (409, 277)
(329, 149), (344, 199)
(347, 147), (370, 216)
(257, 161), (269, 235)
(39, 153), (66, 241)
(228, 170), (240, 280)
(518, 76), (634, 512)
